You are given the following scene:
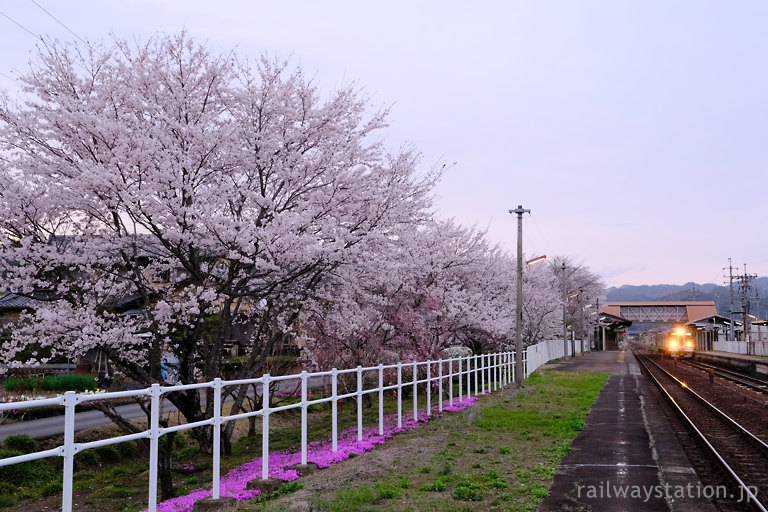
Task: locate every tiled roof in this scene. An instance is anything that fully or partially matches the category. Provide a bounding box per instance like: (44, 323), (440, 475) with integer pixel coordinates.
(0, 293), (38, 310)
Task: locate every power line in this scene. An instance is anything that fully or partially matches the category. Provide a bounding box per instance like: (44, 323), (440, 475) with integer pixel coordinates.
(0, 9), (41, 40)
(0, 70), (21, 86)
(28, 0), (91, 48)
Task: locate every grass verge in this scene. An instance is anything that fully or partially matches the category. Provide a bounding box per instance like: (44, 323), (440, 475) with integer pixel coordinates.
(278, 370), (609, 512)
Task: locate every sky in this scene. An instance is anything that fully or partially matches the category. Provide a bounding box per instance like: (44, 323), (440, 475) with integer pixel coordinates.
(0, 1), (767, 288)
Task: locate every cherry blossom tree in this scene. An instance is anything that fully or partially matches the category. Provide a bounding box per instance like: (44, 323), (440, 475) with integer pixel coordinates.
(302, 220), (515, 379)
(0, 33), (435, 497)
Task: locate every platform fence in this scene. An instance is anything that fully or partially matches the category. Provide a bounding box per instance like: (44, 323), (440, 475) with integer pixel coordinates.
(714, 340), (768, 356)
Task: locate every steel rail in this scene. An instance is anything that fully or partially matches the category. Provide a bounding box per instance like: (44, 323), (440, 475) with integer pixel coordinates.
(684, 359), (768, 393)
(635, 353), (767, 512)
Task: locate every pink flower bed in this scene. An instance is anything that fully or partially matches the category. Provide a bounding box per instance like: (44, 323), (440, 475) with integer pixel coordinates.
(149, 395), (479, 512)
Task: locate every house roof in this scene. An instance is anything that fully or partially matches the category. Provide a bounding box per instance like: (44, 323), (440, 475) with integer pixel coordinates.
(0, 293), (39, 310)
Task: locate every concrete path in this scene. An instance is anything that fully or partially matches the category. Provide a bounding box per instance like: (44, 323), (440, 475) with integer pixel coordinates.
(538, 350), (715, 512)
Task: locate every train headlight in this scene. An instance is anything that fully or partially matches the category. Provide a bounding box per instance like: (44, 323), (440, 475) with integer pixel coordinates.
(686, 341), (693, 348)
(670, 340), (677, 348)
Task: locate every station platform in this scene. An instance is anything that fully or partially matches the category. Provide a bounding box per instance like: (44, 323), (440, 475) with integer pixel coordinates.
(538, 350), (714, 512)
(694, 350), (768, 378)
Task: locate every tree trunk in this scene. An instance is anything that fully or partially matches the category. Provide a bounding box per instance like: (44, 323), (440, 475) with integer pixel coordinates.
(158, 431), (176, 501)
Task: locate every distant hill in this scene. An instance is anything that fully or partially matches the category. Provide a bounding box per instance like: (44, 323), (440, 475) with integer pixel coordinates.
(606, 277), (768, 320)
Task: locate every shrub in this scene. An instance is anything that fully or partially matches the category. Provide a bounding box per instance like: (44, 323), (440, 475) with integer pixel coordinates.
(115, 440), (137, 458)
(94, 445), (121, 464)
(40, 480), (63, 496)
(74, 449), (100, 470)
(0, 494), (17, 508)
(0, 449), (54, 487)
(453, 485), (481, 501)
(3, 435), (37, 454)
(172, 446), (198, 460)
(419, 477), (447, 492)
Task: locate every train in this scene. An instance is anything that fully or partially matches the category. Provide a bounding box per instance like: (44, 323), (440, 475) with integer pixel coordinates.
(656, 325), (694, 358)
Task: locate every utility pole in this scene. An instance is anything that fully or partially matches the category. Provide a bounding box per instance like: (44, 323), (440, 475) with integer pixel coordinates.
(561, 263), (569, 359)
(737, 264), (757, 354)
(578, 288), (584, 355)
(724, 259), (734, 340)
(509, 205), (530, 384)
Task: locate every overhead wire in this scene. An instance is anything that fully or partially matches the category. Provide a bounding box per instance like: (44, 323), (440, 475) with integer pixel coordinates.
(0, 8), (41, 40)
(0, 71), (21, 86)
(28, 0), (91, 49)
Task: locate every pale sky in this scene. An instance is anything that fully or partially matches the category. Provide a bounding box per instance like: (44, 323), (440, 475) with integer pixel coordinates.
(1, 1), (767, 287)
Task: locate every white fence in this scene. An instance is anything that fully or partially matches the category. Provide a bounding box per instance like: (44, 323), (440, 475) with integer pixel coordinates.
(0, 340), (580, 511)
(526, 338), (588, 377)
(713, 340), (768, 357)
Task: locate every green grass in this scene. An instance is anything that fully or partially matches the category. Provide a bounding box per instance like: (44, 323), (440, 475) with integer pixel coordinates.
(3, 374), (97, 392)
(312, 371), (608, 512)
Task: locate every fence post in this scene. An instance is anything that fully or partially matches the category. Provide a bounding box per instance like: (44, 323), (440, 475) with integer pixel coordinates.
(397, 362), (402, 430)
(378, 364), (384, 436)
(458, 357), (463, 402)
(481, 355), (485, 394)
(524, 346), (528, 378)
(148, 383), (160, 511)
(438, 359), (443, 412)
(490, 354), (494, 393)
(500, 353), (505, 387)
(448, 358), (453, 406)
(426, 360), (431, 416)
(301, 371), (308, 465)
(356, 366), (363, 442)
(261, 374), (271, 479)
(501, 352), (506, 386)
(212, 378), (222, 499)
(331, 368), (338, 452)
(474, 355), (479, 396)
(413, 361), (418, 421)
(61, 391), (77, 512)
(495, 353), (499, 391)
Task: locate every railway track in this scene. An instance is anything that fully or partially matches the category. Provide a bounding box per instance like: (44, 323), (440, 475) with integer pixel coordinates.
(682, 359), (768, 394)
(635, 352), (768, 511)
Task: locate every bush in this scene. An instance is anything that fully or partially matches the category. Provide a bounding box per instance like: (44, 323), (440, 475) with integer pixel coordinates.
(74, 449), (100, 470)
(0, 449), (54, 487)
(94, 445), (121, 464)
(40, 480), (62, 497)
(115, 440), (138, 458)
(3, 435), (37, 454)
(0, 494), (17, 508)
(453, 485), (481, 501)
(419, 477), (447, 492)
(172, 446), (198, 461)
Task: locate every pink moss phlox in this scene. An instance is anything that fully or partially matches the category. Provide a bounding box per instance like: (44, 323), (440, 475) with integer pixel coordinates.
(149, 395), (480, 511)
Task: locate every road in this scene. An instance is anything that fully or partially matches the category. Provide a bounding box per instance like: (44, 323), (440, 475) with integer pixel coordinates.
(0, 376), (326, 442)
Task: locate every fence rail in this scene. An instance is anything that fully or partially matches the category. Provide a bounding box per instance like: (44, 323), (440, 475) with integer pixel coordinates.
(0, 339), (584, 511)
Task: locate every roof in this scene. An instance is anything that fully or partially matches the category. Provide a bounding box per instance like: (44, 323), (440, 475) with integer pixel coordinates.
(598, 312), (632, 328)
(687, 314), (741, 326)
(0, 293), (39, 310)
